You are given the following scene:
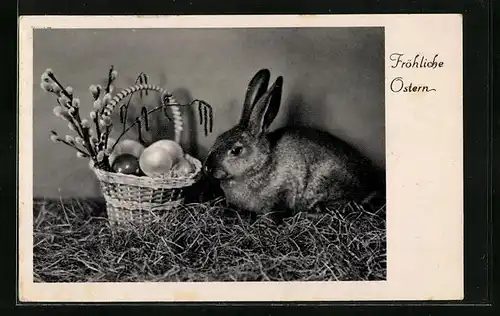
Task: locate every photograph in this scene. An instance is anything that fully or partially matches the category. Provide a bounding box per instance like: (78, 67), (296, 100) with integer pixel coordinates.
(32, 26), (386, 283)
(19, 14), (464, 302)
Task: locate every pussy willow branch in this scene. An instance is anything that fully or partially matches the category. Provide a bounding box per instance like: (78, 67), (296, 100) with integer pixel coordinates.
(191, 99), (214, 135)
(120, 73), (148, 140)
(136, 119), (144, 145)
(111, 104), (165, 152)
(103, 125), (112, 154)
(52, 84), (85, 141)
(50, 70), (214, 171)
(57, 138), (91, 157)
(141, 106), (150, 131)
(105, 65), (114, 94)
(109, 96), (205, 153)
(47, 73), (72, 101)
(164, 99), (213, 136)
(91, 98), (102, 149)
(203, 106), (208, 136)
(93, 115), (102, 150)
(100, 65), (116, 153)
(56, 98), (84, 139)
(48, 73), (97, 160)
(97, 65), (114, 130)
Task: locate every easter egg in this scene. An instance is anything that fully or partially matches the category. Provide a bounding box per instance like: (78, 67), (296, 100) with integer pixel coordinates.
(112, 153), (141, 175)
(171, 157), (195, 177)
(109, 139), (145, 165)
(148, 139), (184, 164)
(139, 146), (173, 177)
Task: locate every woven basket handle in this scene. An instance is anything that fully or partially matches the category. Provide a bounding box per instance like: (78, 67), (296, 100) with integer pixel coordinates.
(165, 97), (183, 144)
(108, 84), (183, 144)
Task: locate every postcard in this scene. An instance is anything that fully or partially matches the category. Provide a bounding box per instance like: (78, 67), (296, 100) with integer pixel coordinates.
(18, 14), (463, 302)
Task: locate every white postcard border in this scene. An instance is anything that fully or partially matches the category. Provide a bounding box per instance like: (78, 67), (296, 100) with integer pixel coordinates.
(18, 14), (463, 302)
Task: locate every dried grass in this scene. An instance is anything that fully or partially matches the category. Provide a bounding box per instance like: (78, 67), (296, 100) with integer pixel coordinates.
(33, 197), (386, 282)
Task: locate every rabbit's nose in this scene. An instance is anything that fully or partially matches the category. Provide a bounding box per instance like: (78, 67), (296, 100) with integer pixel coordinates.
(203, 153), (216, 175)
(203, 164), (212, 175)
(203, 158), (214, 175)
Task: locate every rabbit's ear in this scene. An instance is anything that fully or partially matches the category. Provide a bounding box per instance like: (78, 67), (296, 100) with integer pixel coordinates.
(239, 69), (271, 126)
(248, 76), (283, 136)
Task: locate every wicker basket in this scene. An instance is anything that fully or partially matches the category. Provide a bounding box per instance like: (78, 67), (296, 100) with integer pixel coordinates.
(89, 100), (203, 228)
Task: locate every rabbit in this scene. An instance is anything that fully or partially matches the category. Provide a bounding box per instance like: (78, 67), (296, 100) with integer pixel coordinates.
(203, 69), (386, 216)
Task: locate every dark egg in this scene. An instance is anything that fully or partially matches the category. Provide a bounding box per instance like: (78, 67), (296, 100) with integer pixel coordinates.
(112, 153), (141, 175)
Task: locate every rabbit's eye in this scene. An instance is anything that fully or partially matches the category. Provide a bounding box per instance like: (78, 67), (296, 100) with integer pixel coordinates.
(230, 145), (243, 156)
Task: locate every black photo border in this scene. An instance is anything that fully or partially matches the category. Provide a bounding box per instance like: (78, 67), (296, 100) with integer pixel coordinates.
(6, 0), (495, 315)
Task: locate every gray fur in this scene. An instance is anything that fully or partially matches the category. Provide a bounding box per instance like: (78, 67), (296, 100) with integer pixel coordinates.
(204, 69), (385, 215)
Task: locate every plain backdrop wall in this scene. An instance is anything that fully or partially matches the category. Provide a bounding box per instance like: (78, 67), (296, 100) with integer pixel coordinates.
(32, 28), (385, 198)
